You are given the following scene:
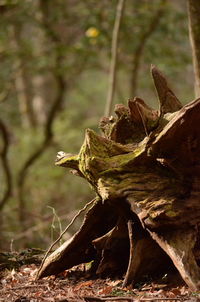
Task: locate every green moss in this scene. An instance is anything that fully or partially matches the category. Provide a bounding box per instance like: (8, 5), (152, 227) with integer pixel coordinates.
(99, 146), (145, 175)
(75, 128), (146, 185)
(55, 154), (79, 169)
(56, 126), (183, 228)
(166, 210), (177, 217)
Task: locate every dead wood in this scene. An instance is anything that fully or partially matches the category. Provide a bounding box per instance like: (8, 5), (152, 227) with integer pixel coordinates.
(151, 65), (182, 115)
(123, 220), (172, 288)
(37, 199), (118, 279)
(36, 198), (96, 279)
(37, 66), (200, 291)
(84, 297), (182, 301)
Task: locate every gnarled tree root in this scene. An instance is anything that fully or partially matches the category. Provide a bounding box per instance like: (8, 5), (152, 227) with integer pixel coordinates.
(37, 66), (200, 290)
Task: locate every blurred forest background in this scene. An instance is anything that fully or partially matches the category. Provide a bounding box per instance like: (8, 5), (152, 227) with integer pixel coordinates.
(0, 0), (196, 250)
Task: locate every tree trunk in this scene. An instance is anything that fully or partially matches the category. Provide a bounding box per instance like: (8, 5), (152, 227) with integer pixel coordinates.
(37, 66), (200, 291)
(130, 0), (166, 97)
(11, 24), (36, 129)
(187, 0), (200, 97)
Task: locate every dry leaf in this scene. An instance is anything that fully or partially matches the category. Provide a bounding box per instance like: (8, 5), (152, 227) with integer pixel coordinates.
(74, 280), (93, 291)
(170, 287), (181, 296)
(107, 280), (122, 287)
(98, 285), (113, 295)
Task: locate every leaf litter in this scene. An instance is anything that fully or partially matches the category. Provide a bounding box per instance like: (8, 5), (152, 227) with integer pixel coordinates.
(1, 264), (200, 302)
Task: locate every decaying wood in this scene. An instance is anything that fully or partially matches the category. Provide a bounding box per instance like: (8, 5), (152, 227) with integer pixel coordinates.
(151, 64), (182, 115)
(38, 199), (119, 278)
(149, 228), (200, 291)
(123, 219), (173, 288)
(37, 66), (200, 290)
(36, 198), (96, 279)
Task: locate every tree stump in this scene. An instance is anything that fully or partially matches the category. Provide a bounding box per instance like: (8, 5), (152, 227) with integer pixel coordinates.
(37, 66), (200, 291)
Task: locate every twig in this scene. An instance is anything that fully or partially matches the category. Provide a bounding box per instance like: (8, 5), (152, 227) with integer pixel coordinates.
(104, 0), (126, 117)
(138, 299), (185, 301)
(139, 299), (186, 301)
(47, 206), (63, 245)
(84, 296), (134, 301)
(84, 296), (187, 301)
(2, 284), (48, 291)
(14, 211), (77, 241)
(123, 220), (134, 288)
(35, 198), (96, 279)
(84, 297), (131, 301)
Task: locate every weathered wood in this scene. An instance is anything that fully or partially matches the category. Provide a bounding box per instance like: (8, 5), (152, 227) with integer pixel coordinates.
(128, 97), (159, 133)
(123, 220), (173, 288)
(93, 216), (129, 276)
(149, 229), (200, 291)
(38, 66), (200, 290)
(37, 199), (118, 279)
(151, 65), (182, 115)
(149, 98), (200, 176)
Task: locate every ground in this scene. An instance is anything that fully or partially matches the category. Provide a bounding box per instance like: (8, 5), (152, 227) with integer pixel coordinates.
(1, 263), (200, 302)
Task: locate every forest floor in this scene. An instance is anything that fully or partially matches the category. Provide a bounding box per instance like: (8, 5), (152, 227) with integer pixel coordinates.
(1, 263), (200, 302)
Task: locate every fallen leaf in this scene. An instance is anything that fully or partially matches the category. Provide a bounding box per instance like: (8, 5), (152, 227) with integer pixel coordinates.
(107, 280), (122, 287)
(98, 286), (113, 295)
(170, 287), (181, 296)
(74, 280), (93, 291)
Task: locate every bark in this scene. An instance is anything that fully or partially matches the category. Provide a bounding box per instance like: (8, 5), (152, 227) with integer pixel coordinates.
(187, 0), (200, 97)
(37, 66), (200, 291)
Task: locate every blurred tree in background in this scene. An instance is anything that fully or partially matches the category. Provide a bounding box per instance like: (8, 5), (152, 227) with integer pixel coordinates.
(0, 0), (193, 250)
(187, 0), (200, 97)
